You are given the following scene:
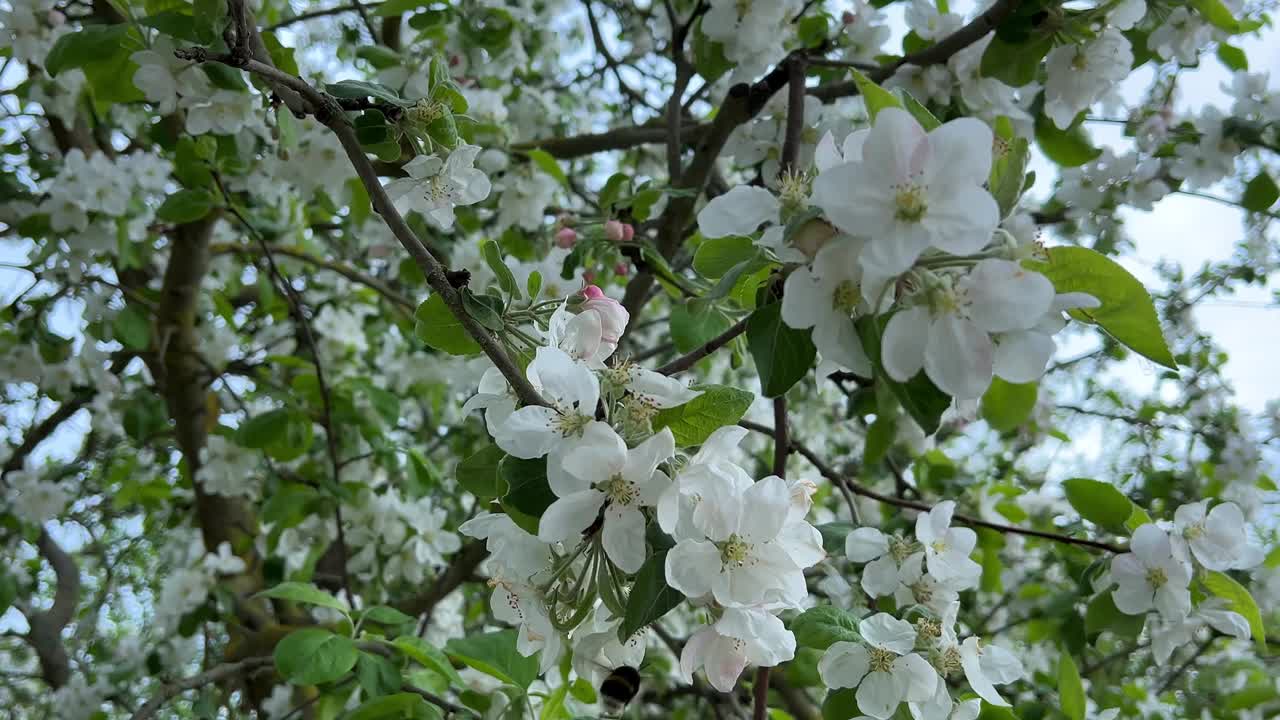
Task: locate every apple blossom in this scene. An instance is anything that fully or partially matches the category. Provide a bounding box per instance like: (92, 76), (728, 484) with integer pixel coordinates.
(1110, 524), (1193, 620)
(680, 607), (796, 693)
(818, 613), (939, 720)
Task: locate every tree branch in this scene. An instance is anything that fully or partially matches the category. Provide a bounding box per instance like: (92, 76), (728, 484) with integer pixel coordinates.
(738, 420), (1123, 553)
(395, 540), (489, 618)
(656, 316), (749, 375)
(130, 657), (275, 720)
(209, 242), (415, 311)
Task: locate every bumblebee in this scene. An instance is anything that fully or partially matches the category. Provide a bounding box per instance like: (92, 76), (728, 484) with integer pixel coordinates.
(598, 665), (641, 715)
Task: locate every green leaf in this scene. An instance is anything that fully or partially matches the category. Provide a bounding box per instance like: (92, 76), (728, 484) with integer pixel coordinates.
(393, 636), (465, 686)
(652, 385), (755, 446)
(822, 688), (861, 720)
(539, 685), (569, 720)
(523, 149), (570, 190)
(445, 630), (539, 689)
(1035, 114), (1101, 167)
(989, 136), (1030, 218)
(456, 444), (508, 499)
(1203, 571), (1266, 651)
(1062, 478), (1134, 530)
(414, 294), (482, 356)
(157, 189), (216, 223)
(980, 32), (1053, 87)
(45, 25), (140, 77)
(1190, 0), (1246, 32)
(620, 550), (683, 642)
(747, 301), (817, 398)
(499, 456), (556, 518)
(326, 80), (405, 105)
(692, 24), (733, 84)
(140, 11), (202, 42)
(669, 302), (731, 354)
(345, 692), (441, 720)
(481, 240), (521, 300)
(113, 305), (152, 351)
(849, 69), (903, 121)
(1084, 592), (1145, 641)
(791, 606), (862, 651)
(900, 91), (941, 131)
(1242, 172), (1279, 213)
(1217, 43), (1248, 70)
(356, 45), (403, 69)
(357, 652), (403, 697)
(362, 606), (416, 626)
(275, 628), (359, 685)
(980, 379), (1038, 432)
(235, 409), (313, 462)
(256, 581), (350, 613)
(856, 316), (951, 434)
(693, 236), (756, 279)
(462, 289), (504, 332)
(862, 415), (896, 466)
(796, 14), (829, 48)
(1057, 650), (1085, 720)
(815, 522), (855, 555)
(372, 0), (431, 16)
(1024, 246), (1177, 369)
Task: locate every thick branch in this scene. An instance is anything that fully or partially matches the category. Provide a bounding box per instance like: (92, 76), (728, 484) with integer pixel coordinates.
(395, 540), (489, 617)
(24, 531), (81, 688)
(738, 420), (1123, 553)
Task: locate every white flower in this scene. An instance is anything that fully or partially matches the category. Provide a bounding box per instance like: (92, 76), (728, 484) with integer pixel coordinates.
(1109, 0), (1146, 29)
(880, 259), (1055, 399)
(1148, 7), (1211, 65)
(818, 613), (938, 720)
(992, 291), (1101, 385)
(385, 144), (491, 230)
(915, 501), (981, 589)
(1146, 600), (1251, 665)
(680, 608), (796, 693)
(8, 469), (69, 524)
(540, 426), (675, 573)
(666, 475), (823, 608)
(893, 552), (958, 614)
(813, 108), (998, 283)
(571, 608), (645, 686)
(1110, 524), (1192, 620)
(183, 89), (255, 136)
(493, 347), (602, 459)
(845, 526), (914, 599)
(459, 512), (553, 580)
(657, 426), (755, 540)
(1043, 29), (1133, 130)
(461, 367), (517, 436)
(490, 578), (562, 673)
(1172, 500), (1261, 571)
(904, 0), (962, 40)
(958, 637), (1023, 707)
(202, 542), (246, 575)
(781, 236), (874, 376)
(696, 184), (803, 263)
(547, 286), (630, 368)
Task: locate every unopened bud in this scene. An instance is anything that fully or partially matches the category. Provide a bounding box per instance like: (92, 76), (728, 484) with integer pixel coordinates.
(621, 222), (635, 242)
(583, 270), (596, 284)
(614, 261), (629, 276)
(842, 10), (856, 25)
(555, 227), (578, 249)
(604, 220), (626, 242)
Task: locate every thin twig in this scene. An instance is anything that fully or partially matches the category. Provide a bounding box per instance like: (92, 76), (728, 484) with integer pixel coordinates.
(264, 1), (384, 32)
(738, 420), (1124, 553)
(130, 657), (274, 720)
(657, 316), (749, 375)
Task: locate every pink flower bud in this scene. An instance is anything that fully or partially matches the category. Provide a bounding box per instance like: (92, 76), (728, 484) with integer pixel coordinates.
(614, 262), (630, 276)
(555, 227), (578, 249)
(603, 220), (626, 242)
(582, 284), (605, 301)
(621, 223), (635, 243)
(583, 270), (596, 284)
(842, 10), (856, 24)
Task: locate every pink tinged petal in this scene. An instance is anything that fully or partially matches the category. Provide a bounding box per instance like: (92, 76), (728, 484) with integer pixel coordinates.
(860, 613), (917, 654)
(865, 107), (929, 182)
(680, 627), (716, 682)
(739, 476), (792, 543)
(862, 555), (902, 598)
(924, 314), (994, 399)
(703, 635), (750, 693)
(881, 307), (931, 382)
(561, 310), (604, 361)
(919, 184), (999, 256)
(666, 540), (721, 599)
(537, 490), (606, 543)
(718, 608), (795, 667)
(895, 652), (939, 703)
(846, 527), (890, 562)
(813, 163), (897, 237)
(924, 117), (995, 187)
(857, 669), (905, 720)
(965, 261), (1056, 333)
(959, 638), (1007, 706)
(494, 406), (559, 458)
(993, 330), (1055, 384)
(560, 422), (628, 486)
(603, 505), (647, 573)
(1130, 524), (1172, 566)
(782, 268), (825, 330)
(697, 185), (781, 237)
(818, 641), (870, 689)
